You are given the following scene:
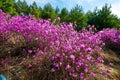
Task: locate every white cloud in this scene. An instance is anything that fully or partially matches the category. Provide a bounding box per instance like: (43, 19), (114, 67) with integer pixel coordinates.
(111, 2), (120, 18)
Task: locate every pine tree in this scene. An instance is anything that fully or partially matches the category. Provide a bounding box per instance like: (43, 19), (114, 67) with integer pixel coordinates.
(0, 0), (18, 16)
(41, 3), (58, 20)
(67, 5), (88, 30)
(59, 8), (68, 22)
(15, 0), (29, 16)
(30, 1), (42, 18)
(87, 4), (120, 30)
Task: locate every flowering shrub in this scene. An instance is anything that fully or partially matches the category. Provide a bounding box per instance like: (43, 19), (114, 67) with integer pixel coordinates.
(99, 28), (120, 51)
(0, 9), (112, 80)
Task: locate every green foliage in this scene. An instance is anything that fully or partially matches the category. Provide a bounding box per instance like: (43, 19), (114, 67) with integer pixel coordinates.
(0, 0), (18, 15)
(55, 6), (60, 14)
(29, 2), (42, 18)
(87, 4), (120, 30)
(14, 0), (30, 16)
(67, 5), (88, 30)
(41, 3), (58, 21)
(59, 8), (68, 22)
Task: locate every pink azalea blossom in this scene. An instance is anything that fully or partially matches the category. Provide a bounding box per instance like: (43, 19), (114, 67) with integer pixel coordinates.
(70, 54), (75, 60)
(90, 72), (95, 77)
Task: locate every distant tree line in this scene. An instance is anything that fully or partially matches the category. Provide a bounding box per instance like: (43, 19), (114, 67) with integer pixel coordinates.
(0, 0), (120, 31)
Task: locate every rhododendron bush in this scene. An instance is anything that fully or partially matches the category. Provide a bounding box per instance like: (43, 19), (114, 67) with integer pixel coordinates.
(99, 29), (120, 51)
(0, 9), (115, 80)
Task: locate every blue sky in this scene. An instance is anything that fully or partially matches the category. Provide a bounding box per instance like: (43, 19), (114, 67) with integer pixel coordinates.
(19, 0), (120, 17)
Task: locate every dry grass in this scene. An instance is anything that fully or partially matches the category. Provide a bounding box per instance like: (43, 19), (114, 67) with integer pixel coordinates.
(98, 49), (120, 80)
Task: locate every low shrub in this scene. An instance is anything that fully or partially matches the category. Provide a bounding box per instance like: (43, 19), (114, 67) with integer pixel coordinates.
(0, 9), (112, 80)
(99, 28), (120, 53)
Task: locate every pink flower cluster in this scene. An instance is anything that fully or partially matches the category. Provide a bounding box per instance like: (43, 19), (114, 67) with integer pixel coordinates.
(100, 28), (120, 44)
(0, 9), (111, 79)
(99, 28), (120, 50)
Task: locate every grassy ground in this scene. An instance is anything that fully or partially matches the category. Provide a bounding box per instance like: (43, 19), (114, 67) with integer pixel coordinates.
(99, 48), (120, 80)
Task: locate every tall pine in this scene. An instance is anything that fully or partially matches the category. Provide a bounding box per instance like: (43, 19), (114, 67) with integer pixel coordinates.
(29, 1), (42, 18)
(67, 5), (88, 30)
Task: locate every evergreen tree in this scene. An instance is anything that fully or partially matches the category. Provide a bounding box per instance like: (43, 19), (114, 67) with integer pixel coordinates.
(0, 0), (18, 15)
(59, 8), (68, 22)
(55, 6), (60, 14)
(67, 5), (88, 30)
(87, 4), (120, 30)
(30, 1), (42, 18)
(41, 3), (58, 20)
(15, 0), (29, 16)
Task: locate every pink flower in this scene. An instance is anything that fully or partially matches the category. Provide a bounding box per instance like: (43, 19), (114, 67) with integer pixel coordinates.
(80, 73), (84, 79)
(79, 52), (82, 55)
(29, 64), (32, 68)
(79, 52), (83, 57)
(51, 68), (55, 72)
(28, 50), (32, 53)
(86, 47), (92, 52)
(77, 61), (82, 66)
(53, 63), (59, 67)
(22, 58), (26, 60)
(69, 73), (77, 77)
(100, 71), (105, 75)
(81, 44), (85, 48)
(51, 56), (55, 60)
(56, 53), (60, 57)
(97, 57), (104, 63)
(57, 17), (60, 21)
(84, 68), (88, 73)
(90, 72), (95, 77)
(107, 69), (110, 73)
(87, 56), (91, 60)
(35, 37), (38, 40)
(109, 63), (113, 66)
(70, 54), (75, 60)
(59, 62), (62, 66)
(65, 64), (70, 70)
